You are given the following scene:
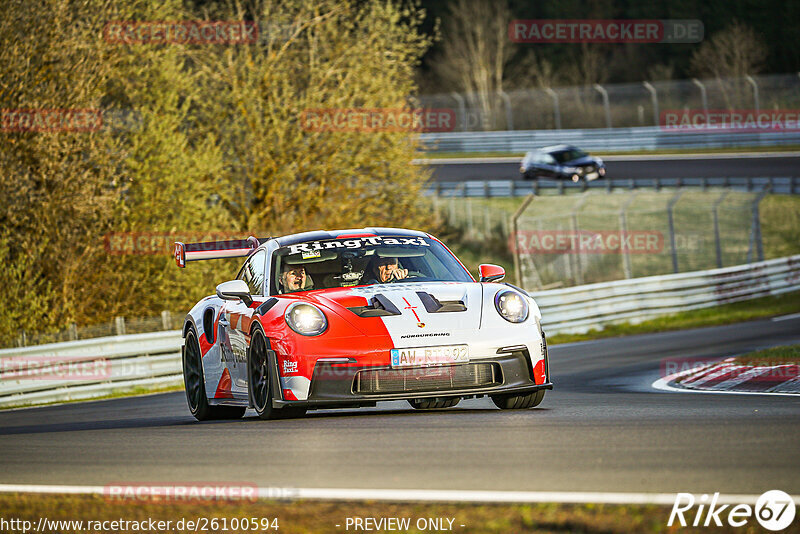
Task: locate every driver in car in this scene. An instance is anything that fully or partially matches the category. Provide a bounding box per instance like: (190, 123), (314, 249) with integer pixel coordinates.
(279, 263), (308, 293)
(364, 256), (409, 284)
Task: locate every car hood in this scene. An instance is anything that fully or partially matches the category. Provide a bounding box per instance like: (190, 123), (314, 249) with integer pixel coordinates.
(305, 281), (484, 337)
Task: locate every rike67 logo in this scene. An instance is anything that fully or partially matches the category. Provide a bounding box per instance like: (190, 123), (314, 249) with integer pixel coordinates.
(669, 490), (796, 530)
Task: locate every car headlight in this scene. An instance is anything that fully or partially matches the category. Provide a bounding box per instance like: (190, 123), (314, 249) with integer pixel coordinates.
(494, 290), (529, 323)
(285, 302), (327, 336)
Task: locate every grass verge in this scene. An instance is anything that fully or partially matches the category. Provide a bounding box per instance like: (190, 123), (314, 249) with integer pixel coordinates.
(734, 344), (800, 366)
(548, 291), (800, 345)
(0, 493), (706, 534)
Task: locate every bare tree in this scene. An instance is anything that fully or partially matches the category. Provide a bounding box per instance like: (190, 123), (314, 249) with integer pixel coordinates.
(690, 21), (767, 80)
(646, 62), (675, 82)
(690, 21), (767, 109)
(563, 43), (608, 87)
(432, 0), (512, 129)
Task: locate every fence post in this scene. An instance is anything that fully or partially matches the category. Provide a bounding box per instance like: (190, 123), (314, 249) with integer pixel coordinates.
(747, 187), (769, 263)
(692, 78), (708, 122)
(483, 205), (491, 239)
(466, 197), (474, 237)
(642, 81), (659, 126)
(570, 194), (590, 285)
(667, 190), (684, 273)
(161, 311), (173, 331)
(746, 75), (760, 113)
(509, 180), (516, 197)
(712, 191), (730, 268)
(619, 192), (639, 279)
(544, 88), (561, 129)
(594, 84), (612, 128)
(68, 323), (78, 341)
(497, 90), (513, 130)
(483, 181), (490, 198)
(451, 92), (467, 131)
(511, 194), (538, 288)
(115, 316), (126, 336)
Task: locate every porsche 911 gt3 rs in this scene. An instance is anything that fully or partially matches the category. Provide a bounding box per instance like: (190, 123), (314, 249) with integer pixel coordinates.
(174, 228), (552, 420)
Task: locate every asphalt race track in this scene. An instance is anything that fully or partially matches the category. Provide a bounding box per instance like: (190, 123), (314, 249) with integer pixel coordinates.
(426, 152), (800, 182)
(1, 316), (799, 496)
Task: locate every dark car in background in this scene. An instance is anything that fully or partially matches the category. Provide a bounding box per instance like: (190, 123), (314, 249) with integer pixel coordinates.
(520, 145), (606, 182)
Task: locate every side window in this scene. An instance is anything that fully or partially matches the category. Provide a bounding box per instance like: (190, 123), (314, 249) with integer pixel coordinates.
(237, 250), (266, 296)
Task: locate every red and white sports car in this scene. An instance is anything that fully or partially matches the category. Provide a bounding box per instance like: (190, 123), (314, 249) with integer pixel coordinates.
(175, 228), (552, 420)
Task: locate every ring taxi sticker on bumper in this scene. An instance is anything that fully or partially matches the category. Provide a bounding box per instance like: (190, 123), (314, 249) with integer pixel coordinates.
(390, 344), (469, 368)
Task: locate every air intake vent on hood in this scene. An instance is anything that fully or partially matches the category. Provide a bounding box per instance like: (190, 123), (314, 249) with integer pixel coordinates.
(416, 292), (467, 313)
(348, 294), (401, 317)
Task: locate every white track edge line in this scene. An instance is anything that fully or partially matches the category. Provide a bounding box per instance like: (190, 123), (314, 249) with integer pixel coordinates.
(772, 312), (800, 322)
(652, 369), (799, 397)
(0, 484), (793, 506)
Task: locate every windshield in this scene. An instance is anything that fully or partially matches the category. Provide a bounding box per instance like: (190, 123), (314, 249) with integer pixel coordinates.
(551, 148), (587, 163)
(270, 235), (473, 294)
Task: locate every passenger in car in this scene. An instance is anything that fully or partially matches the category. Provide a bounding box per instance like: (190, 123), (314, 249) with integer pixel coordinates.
(363, 256), (408, 285)
(278, 263), (310, 293)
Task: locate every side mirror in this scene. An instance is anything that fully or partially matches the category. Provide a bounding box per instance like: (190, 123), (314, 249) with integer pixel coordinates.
(479, 264), (505, 283)
(216, 280), (253, 306)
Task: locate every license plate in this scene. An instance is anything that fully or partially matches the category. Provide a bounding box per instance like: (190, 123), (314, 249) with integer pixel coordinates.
(390, 345), (469, 368)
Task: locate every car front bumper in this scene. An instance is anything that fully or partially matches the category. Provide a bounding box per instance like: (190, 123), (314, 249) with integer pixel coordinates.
(271, 343), (552, 409)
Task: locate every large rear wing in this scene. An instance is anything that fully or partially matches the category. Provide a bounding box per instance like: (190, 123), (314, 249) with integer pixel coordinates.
(174, 236), (267, 268)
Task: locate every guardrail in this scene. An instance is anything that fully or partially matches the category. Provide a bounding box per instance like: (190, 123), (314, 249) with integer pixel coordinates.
(1, 255), (798, 407)
(532, 255), (800, 334)
(420, 127), (800, 153)
(0, 331), (182, 408)
(427, 177), (800, 197)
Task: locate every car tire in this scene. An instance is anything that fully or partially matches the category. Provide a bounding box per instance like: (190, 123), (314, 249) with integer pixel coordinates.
(248, 328), (306, 420)
(408, 397), (461, 410)
(491, 389), (545, 410)
(183, 328), (246, 421)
